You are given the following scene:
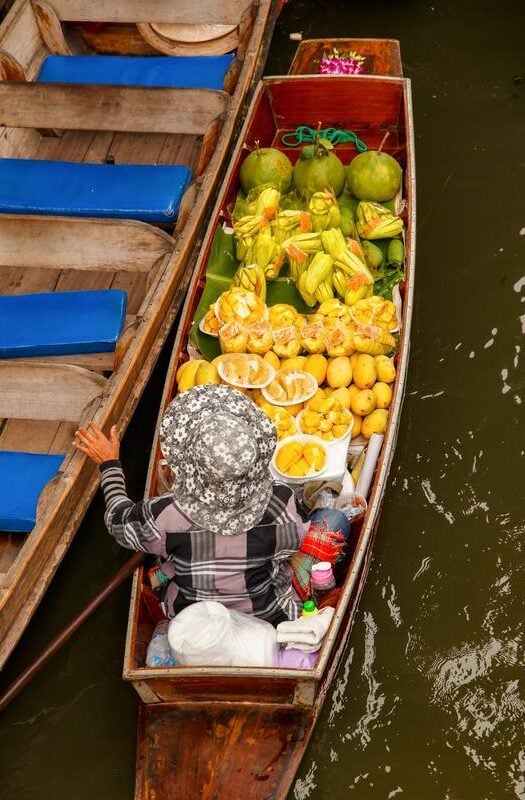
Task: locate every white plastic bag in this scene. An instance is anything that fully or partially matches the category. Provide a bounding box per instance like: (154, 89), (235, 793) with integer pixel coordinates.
(167, 601), (278, 667)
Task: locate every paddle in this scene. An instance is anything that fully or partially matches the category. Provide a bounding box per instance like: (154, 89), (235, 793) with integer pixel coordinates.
(0, 550), (144, 714)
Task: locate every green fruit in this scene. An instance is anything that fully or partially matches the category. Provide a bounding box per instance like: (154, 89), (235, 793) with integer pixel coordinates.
(346, 150), (402, 202)
(293, 144), (345, 199)
(239, 147), (293, 193)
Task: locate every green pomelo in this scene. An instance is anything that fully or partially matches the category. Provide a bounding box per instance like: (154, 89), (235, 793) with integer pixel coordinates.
(239, 147), (293, 193)
(293, 151), (345, 199)
(346, 151), (402, 202)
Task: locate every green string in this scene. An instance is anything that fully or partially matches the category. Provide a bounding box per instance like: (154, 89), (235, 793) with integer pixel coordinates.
(281, 125), (368, 152)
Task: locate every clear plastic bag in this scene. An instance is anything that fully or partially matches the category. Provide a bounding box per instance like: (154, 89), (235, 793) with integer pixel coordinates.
(167, 601), (278, 667)
(146, 620), (177, 667)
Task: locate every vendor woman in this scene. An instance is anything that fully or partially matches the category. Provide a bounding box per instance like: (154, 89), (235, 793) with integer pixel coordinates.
(73, 384), (308, 625)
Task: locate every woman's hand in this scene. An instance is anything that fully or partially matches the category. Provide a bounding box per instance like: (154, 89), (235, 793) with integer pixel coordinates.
(73, 422), (120, 465)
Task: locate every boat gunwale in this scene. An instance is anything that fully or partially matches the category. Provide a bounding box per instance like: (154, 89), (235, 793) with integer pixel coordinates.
(123, 72), (416, 688)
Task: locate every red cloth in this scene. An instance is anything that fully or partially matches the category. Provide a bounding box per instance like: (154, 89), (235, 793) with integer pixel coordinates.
(291, 517), (346, 600)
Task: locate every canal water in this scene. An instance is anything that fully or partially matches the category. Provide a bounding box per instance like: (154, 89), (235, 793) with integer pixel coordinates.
(1, 1), (524, 798)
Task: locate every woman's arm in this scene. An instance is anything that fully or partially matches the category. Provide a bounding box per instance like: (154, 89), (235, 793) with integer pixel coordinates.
(74, 423), (167, 555)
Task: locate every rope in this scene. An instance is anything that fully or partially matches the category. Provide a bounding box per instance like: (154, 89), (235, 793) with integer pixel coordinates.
(281, 125), (367, 152)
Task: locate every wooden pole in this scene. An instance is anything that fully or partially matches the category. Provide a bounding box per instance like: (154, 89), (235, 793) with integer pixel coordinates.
(0, 551), (145, 714)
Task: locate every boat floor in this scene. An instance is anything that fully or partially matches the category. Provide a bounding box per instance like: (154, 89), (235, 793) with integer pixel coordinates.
(135, 701), (312, 800)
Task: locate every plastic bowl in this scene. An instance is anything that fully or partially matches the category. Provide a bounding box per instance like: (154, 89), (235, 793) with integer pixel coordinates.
(198, 315), (219, 338)
(261, 370), (318, 407)
(295, 408), (354, 444)
(217, 353), (275, 389)
(272, 434), (328, 484)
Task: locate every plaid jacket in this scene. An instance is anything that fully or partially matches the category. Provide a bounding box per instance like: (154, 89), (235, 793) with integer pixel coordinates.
(100, 461), (308, 624)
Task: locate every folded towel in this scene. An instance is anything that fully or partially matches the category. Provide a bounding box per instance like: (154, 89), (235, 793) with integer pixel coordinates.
(276, 607), (334, 652)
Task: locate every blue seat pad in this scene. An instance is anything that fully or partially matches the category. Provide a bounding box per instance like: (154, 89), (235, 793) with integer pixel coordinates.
(37, 54), (235, 91)
(0, 159), (193, 223)
(0, 289), (127, 358)
(0, 451), (65, 533)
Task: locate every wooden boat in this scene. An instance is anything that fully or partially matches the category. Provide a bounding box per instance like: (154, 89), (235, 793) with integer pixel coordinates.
(288, 36), (403, 77)
(0, 0), (280, 670)
(122, 39), (415, 799)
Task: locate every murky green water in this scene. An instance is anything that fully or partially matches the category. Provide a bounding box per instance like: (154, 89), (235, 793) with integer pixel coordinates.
(1, 1), (524, 798)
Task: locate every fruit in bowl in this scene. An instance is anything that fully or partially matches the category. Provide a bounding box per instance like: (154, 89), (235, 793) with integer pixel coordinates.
(262, 369), (317, 406)
(218, 353), (273, 388)
(298, 395), (353, 441)
(274, 437), (327, 479)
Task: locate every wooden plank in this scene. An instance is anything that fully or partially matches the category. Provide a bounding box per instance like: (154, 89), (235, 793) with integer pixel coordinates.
(0, 264), (59, 294)
(31, 0), (71, 55)
(45, 0), (253, 26)
(0, 362), (107, 421)
(135, 702), (312, 800)
(0, 48), (27, 80)
(0, 419), (61, 452)
(0, 83), (228, 135)
(0, 536), (25, 576)
(0, 214), (174, 272)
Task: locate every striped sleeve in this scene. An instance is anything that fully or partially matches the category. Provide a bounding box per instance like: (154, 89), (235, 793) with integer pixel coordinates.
(99, 460), (170, 555)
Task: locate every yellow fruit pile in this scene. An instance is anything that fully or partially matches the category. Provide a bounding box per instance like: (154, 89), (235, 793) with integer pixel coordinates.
(299, 391), (353, 441)
(274, 439), (326, 478)
(259, 404), (296, 440)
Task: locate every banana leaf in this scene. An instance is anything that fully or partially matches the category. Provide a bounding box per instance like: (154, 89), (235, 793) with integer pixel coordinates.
(190, 227), (312, 361)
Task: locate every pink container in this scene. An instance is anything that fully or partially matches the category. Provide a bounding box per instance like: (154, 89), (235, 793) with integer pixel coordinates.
(311, 561), (335, 588)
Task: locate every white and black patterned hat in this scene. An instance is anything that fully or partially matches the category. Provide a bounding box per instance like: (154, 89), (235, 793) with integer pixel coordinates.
(159, 384), (277, 535)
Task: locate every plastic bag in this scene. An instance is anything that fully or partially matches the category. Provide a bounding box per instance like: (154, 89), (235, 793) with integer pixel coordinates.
(167, 601), (278, 667)
(146, 620), (177, 668)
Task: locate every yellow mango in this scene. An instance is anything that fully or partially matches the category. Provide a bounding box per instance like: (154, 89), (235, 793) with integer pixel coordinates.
(303, 442), (326, 471)
(375, 355), (396, 383)
(280, 355), (307, 372)
(275, 441), (303, 473)
(287, 457), (310, 477)
(351, 414), (363, 438)
(350, 388), (376, 417)
(372, 381), (393, 409)
(263, 350), (281, 371)
(352, 353), (377, 389)
(330, 387), (352, 409)
(326, 356), (352, 388)
(304, 353), (328, 385)
(350, 353), (361, 371)
(362, 408), (389, 439)
(194, 361), (220, 386)
(177, 359), (205, 392)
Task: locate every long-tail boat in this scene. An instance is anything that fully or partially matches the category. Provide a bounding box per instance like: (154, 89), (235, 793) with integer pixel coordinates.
(122, 38), (415, 799)
(0, 0), (280, 670)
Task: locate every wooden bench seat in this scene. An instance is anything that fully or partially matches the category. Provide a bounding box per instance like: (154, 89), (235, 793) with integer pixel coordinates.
(0, 158), (193, 222)
(0, 451), (65, 532)
(0, 289), (127, 358)
(37, 53), (235, 90)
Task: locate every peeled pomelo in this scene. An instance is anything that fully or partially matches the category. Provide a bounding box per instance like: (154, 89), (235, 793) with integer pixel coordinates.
(346, 150), (402, 202)
(240, 147), (293, 193)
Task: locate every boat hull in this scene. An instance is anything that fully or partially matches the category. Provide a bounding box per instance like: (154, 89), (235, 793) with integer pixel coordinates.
(124, 65), (415, 799)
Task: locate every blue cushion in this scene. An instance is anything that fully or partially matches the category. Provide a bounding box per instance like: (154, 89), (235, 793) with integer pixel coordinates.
(0, 289), (127, 358)
(0, 451), (65, 532)
(37, 54), (235, 90)
(0, 159), (193, 223)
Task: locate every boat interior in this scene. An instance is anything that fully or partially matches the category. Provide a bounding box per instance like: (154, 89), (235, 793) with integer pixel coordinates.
(0, 0), (268, 616)
(124, 75), (412, 683)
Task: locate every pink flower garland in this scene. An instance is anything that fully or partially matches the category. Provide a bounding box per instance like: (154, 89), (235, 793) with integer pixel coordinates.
(319, 49), (366, 76)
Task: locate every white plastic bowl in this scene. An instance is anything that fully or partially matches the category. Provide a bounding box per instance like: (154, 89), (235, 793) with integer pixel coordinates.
(217, 353), (275, 389)
(261, 370), (318, 407)
(271, 434), (328, 484)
